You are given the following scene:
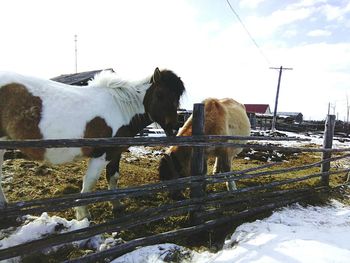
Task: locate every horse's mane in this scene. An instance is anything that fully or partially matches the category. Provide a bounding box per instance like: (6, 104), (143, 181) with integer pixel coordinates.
(88, 70), (151, 95)
(88, 70), (151, 116)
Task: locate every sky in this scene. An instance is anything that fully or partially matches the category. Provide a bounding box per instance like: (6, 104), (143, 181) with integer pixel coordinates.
(0, 0), (350, 120)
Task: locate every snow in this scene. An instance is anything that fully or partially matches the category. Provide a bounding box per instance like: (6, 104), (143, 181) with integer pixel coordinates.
(111, 243), (195, 263)
(0, 213), (89, 251)
(110, 201), (350, 263)
(1, 130), (349, 262)
(128, 146), (162, 157)
(200, 200), (350, 263)
(2, 201), (350, 263)
(251, 130), (348, 149)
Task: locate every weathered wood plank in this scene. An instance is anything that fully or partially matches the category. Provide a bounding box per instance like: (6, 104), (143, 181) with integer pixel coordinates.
(321, 115), (336, 185)
(1, 155), (348, 218)
(190, 103), (206, 198)
(65, 195), (308, 263)
(1, 187), (314, 260)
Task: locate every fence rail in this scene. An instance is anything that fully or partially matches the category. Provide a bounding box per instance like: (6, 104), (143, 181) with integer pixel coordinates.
(0, 135), (312, 149)
(0, 112), (349, 262)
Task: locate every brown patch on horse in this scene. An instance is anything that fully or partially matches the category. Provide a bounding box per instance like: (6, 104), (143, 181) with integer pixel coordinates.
(202, 98), (227, 135)
(0, 83), (45, 160)
(115, 114), (151, 137)
(82, 117), (113, 156)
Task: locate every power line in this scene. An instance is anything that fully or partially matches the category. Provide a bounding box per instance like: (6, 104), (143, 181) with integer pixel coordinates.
(225, 0), (271, 66)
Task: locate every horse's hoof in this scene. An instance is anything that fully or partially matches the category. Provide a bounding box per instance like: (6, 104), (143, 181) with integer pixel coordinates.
(0, 201), (8, 209)
(75, 207), (91, 221)
(170, 192), (186, 201)
(112, 204), (126, 216)
(226, 181), (237, 191)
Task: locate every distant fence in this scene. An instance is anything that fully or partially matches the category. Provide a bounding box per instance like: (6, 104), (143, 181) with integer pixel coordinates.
(0, 108), (349, 262)
(248, 112), (350, 136)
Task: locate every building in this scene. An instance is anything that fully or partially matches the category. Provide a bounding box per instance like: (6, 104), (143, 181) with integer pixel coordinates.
(51, 68), (114, 85)
(278, 112), (303, 123)
(244, 104), (272, 115)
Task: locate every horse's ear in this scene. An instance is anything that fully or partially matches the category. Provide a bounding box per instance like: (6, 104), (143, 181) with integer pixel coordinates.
(152, 67), (161, 83)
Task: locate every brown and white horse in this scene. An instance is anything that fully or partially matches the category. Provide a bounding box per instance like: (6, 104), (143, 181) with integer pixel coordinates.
(0, 68), (185, 219)
(159, 98), (250, 198)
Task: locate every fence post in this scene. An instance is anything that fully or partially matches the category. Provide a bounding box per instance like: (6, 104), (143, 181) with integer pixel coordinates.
(189, 104), (206, 227)
(249, 113), (257, 130)
(321, 114), (336, 186)
(190, 103), (206, 198)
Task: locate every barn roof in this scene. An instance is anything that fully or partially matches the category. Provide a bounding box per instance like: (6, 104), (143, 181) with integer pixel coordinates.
(51, 68), (114, 86)
(244, 104), (271, 114)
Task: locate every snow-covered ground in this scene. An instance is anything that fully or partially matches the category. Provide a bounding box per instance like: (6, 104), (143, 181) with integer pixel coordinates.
(250, 130), (349, 149)
(1, 130), (349, 262)
(112, 200), (350, 263)
(1, 200), (349, 263)
(0, 201), (350, 263)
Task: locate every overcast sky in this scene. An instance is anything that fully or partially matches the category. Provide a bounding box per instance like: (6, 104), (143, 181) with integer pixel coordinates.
(1, 0), (349, 120)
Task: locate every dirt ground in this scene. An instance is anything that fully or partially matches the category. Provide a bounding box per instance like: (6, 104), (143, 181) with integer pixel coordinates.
(1, 145), (349, 261)
(2, 144), (348, 219)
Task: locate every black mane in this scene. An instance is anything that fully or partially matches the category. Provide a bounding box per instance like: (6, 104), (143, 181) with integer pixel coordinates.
(156, 70), (186, 97)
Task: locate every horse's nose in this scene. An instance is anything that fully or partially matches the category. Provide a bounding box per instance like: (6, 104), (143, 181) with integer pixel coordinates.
(164, 126), (177, 136)
(163, 122), (178, 136)
(164, 118), (178, 136)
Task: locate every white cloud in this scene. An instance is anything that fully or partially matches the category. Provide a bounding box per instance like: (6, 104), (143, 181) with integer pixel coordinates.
(292, 0), (327, 8)
(244, 7), (314, 38)
(0, 0), (349, 121)
(283, 29), (298, 38)
(307, 29), (332, 37)
(267, 42), (350, 120)
(239, 0), (266, 9)
(321, 3), (350, 21)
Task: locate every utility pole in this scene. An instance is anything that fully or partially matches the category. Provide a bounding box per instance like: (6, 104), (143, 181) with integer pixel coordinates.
(347, 95), (349, 136)
(270, 66), (293, 132)
(328, 102), (331, 115)
(74, 34), (78, 73)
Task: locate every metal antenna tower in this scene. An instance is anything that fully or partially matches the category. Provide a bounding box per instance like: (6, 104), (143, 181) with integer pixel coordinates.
(74, 34), (78, 73)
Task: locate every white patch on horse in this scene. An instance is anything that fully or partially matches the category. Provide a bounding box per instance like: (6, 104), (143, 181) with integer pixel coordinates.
(0, 71), (151, 164)
(81, 154), (108, 193)
(76, 153), (108, 220)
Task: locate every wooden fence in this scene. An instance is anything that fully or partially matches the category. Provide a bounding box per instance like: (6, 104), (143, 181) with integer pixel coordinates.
(0, 108), (349, 262)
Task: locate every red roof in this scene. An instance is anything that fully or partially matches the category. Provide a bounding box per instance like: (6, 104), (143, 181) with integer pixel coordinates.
(244, 104), (271, 114)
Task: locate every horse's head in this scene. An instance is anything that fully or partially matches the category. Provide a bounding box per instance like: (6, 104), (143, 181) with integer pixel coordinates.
(159, 152), (186, 200)
(159, 152), (182, 181)
(144, 68), (185, 136)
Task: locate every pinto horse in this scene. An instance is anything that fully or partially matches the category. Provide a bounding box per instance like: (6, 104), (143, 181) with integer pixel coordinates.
(159, 98), (250, 198)
(0, 68), (185, 219)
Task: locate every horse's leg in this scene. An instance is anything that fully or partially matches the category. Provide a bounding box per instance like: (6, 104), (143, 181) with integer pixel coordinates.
(0, 150), (7, 208)
(105, 153), (123, 214)
(75, 154), (108, 220)
(213, 156), (222, 174)
(201, 153), (208, 193)
(221, 152), (236, 191)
